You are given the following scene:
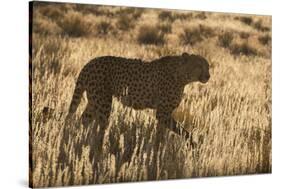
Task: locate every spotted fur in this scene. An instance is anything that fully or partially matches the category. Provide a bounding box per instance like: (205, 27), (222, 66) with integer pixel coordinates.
(67, 52), (210, 149)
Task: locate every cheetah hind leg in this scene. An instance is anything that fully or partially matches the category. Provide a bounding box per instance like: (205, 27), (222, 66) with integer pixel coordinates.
(87, 97), (112, 182)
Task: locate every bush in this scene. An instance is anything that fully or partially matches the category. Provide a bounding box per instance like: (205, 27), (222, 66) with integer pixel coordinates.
(230, 42), (258, 56)
(253, 20), (270, 32)
(42, 37), (64, 55)
(218, 32), (234, 48)
(179, 25), (215, 46)
(239, 32), (250, 39)
(74, 4), (106, 16)
(198, 24), (215, 37)
(157, 23), (172, 34)
(39, 5), (63, 20)
(158, 11), (175, 22)
(173, 12), (193, 20)
(116, 14), (135, 31)
(115, 8), (143, 31)
(195, 12), (207, 19)
(179, 27), (203, 45)
(258, 34), (271, 45)
(238, 16), (253, 25)
(96, 21), (113, 36)
(118, 7), (143, 20)
(137, 25), (165, 45)
(33, 17), (62, 35)
(58, 11), (93, 37)
(129, 8), (143, 20)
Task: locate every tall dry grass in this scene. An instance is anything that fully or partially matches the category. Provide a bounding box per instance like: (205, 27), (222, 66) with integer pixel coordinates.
(30, 2), (272, 188)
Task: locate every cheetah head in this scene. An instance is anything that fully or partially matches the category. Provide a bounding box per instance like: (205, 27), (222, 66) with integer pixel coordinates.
(181, 52), (210, 84)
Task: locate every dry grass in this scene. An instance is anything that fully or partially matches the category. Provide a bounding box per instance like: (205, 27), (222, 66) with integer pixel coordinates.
(218, 31), (234, 48)
(258, 34), (271, 46)
(30, 2), (272, 188)
(95, 20), (114, 36)
(230, 42), (258, 56)
(237, 16), (253, 25)
(137, 25), (165, 45)
(57, 10), (93, 37)
(158, 10), (175, 22)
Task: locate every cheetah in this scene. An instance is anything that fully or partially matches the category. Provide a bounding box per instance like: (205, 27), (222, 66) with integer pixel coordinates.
(66, 52), (210, 152)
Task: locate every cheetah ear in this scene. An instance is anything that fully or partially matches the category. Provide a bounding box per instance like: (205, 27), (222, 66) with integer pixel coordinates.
(182, 52), (191, 59)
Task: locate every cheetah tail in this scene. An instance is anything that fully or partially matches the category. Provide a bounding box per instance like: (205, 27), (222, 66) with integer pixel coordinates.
(67, 71), (86, 117)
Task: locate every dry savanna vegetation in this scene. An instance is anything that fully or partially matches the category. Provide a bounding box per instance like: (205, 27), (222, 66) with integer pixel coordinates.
(30, 2), (272, 188)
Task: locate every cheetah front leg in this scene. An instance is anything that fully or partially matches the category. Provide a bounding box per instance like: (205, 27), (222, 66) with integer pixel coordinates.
(156, 110), (192, 144)
(148, 108), (194, 180)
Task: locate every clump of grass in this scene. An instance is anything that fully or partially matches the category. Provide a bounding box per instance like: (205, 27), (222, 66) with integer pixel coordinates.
(195, 12), (207, 19)
(198, 24), (215, 37)
(33, 16), (63, 35)
(157, 23), (172, 34)
(118, 7), (143, 20)
(258, 34), (271, 45)
(39, 5), (63, 20)
(115, 8), (143, 31)
(239, 31), (250, 39)
(137, 25), (165, 45)
(128, 8), (143, 19)
(179, 25), (214, 46)
(230, 42), (258, 56)
(173, 12), (193, 20)
(253, 20), (270, 32)
(58, 11), (93, 37)
(158, 11), (175, 22)
(218, 31), (234, 48)
(116, 14), (135, 31)
(74, 4), (106, 16)
(235, 16), (270, 32)
(41, 37), (64, 55)
(180, 27), (203, 45)
(96, 20), (113, 36)
(237, 16), (253, 25)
